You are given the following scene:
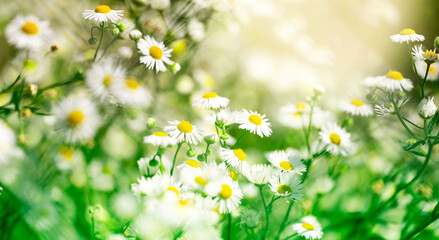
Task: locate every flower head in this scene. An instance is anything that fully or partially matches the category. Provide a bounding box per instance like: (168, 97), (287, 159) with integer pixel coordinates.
(319, 123), (355, 156)
(390, 28), (424, 44)
(164, 120), (203, 144)
(138, 36), (173, 73)
(244, 164), (274, 185)
(292, 216), (324, 240)
(193, 92), (230, 109)
(144, 131), (176, 147)
(220, 148), (249, 173)
(5, 15), (53, 50)
(267, 150), (306, 175)
(82, 5), (123, 23)
(339, 98), (373, 117)
(268, 172), (304, 202)
(376, 70), (413, 92)
(418, 97), (437, 119)
(235, 109), (272, 137)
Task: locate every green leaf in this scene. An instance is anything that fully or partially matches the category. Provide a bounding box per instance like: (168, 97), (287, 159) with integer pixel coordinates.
(399, 139), (425, 151)
(427, 112), (439, 134)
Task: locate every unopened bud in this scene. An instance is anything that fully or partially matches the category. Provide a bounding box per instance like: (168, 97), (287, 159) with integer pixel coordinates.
(129, 30), (142, 40)
(197, 154), (205, 161)
(313, 84), (325, 97)
(169, 63), (181, 74)
(417, 97), (437, 119)
(146, 118), (156, 129)
(111, 28), (120, 36)
(29, 83), (38, 96)
(88, 37), (98, 45)
(117, 22), (126, 32)
(22, 108), (32, 118)
(187, 149), (197, 157)
(435, 36), (439, 50)
(204, 135), (216, 144)
(220, 134), (229, 140)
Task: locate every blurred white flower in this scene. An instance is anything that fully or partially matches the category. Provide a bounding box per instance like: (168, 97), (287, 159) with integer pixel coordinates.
(0, 120), (20, 165)
(129, 30), (142, 40)
(85, 59), (126, 101)
(144, 131), (176, 147)
(188, 19), (206, 42)
(417, 97), (437, 119)
(267, 150), (306, 175)
(319, 123), (356, 156)
(339, 98), (373, 117)
(415, 61), (439, 81)
(376, 70), (413, 92)
(5, 14), (53, 51)
(82, 5), (123, 23)
(235, 109), (272, 137)
(291, 215), (324, 240)
(192, 92), (229, 109)
(150, 0), (171, 10)
(111, 77), (152, 107)
(244, 164), (274, 185)
(268, 172), (304, 202)
(390, 28), (424, 44)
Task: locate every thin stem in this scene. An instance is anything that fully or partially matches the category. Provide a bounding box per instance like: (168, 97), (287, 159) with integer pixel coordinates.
(170, 142), (183, 176)
(402, 116), (423, 129)
(204, 143), (211, 161)
(92, 23), (105, 62)
(259, 187), (269, 240)
(421, 63), (431, 99)
(215, 125), (226, 147)
(90, 211), (95, 240)
(392, 98), (423, 140)
(0, 74), (21, 94)
(227, 213), (232, 240)
(39, 78), (81, 92)
(402, 213), (439, 240)
(232, 130), (249, 149)
(98, 37), (119, 61)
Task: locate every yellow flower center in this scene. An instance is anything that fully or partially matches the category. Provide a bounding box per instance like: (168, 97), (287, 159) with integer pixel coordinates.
(302, 223), (314, 230)
(95, 5), (112, 13)
(177, 121), (193, 133)
(399, 28), (416, 35)
(229, 169), (239, 181)
(186, 159), (200, 168)
(179, 199), (190, 206)
(67, 110), (85, 127)
(386, 70), (403, 80)
(423, 51), (437, 59)
(103, 75), (113, 87)
(279, 161), (293, 171)
(59, 146), (74, 161)
(125, 78), (139, 90)
(350, 99), (364, 107)
(149, 46), (163, 60)
(219, 184), (233, 199)
(195, 176), (207, 186)
(23, 59), (37, 70)
(166, 186), (179, 196)
(296, 102), (306, 111)
(293, 112), (302, 117)
(329, 133), (341, 145)
(21, 22), (38, 35)
(203, 92), (218, 99)
(153, 131), (168, 137)
(429, 66), (437, 74)
(277, 184), (292, 195)
(233, 148), (247, 161)
(248, 114), (262, 125)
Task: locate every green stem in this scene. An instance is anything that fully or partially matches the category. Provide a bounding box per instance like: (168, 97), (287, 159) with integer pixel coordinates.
(204, 143), (211, 161)
(421, 63), (431, 99)
(259, 187), (269, 240)
(402, 213), (439, 240)
(0, 74), (21, 94)
(90, 211), (95, 240)
(232, 130), (249, 149)
(227, 213), (232, 240)
(392, 98), (423, 140)
(92, 23), (105, 62)
(402, 116), (423, 129)
(170, 142), (183, 176)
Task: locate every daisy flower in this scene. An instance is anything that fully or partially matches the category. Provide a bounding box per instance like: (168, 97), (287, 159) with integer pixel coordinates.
(192, 92), (230, 109)
(415, 61), (439, 81)
(177, 159), (202, 172)
(374, 97), (410, 118)
(82, 5), (123, 23)
(0, 120), (20, 165)
(181, 162), (228, 190)
(278, 103), (309, 129)
(412, 44), (438, 63)
(292, 216), (324, 240)
(319, 123), (355, 156)
(164, 120), (203, 144)
(111, 77), (152, 107)
(244, 164), (274, 185)
(390, 28), (424, 44)
(417, 97), (437, 119)
(376, 70), (413, 92)
(235, 109), (272, 137)
(363, 76), (381, 88)
(268, 172), (304, 202)
(13, 52), (50, 84)
(220, 148), (249, 173)
(205, 108), (235, 126)
(138, 36), (173, 73)
(85, 59), (126, 101)
(206, 177), (243, 213)
(144, 131), (176, 147)
(52, 96), (100, 143)
(267, 150), (306, 175)
(339, 99), (373, 117)
(5, 14), (53, 50)
(131, 174), (183, 199)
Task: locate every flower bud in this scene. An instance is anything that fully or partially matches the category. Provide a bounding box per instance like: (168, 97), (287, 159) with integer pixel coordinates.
(88, 37), (98, 45)
(197, 154), (205, 161)
(21, 108), (32, 118)
(29, 83), (38, 96)
(111, 28), (120, 36)
(169, 63), (181, 74)
(186, 149), (197, 157)
(117, 22), (126, 32)
(417, 97), (437, 119)
(146, 118), (156, 129)
(129, 30), (142, 40)
(204, 134), (216, 144)
(149, 158), (159, 167)
(220, 134), (229, 140)
(313, 84), (325, 97)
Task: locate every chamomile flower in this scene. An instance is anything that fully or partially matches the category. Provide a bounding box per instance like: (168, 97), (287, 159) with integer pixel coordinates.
(131, 174), (183, 199)
(138, 36), (173, 73)
(53, 96), (100, 143)
(0, 120), (20, 165)
(390, 28), (424, 44)
(374, 97), (410, 118)
(5, 15), (53, 51)
(111, 77), (152, 107)
(412, 44), (438, 63)
(415, 61), (439, 81)
(235, 109), (272, 137)
(164, 120), (203, 144)
(192, 92), (230, 109)
(292, 216), (324, 240)
(144, 131), (176, 147)
(181, 162), (228, 190)
(82, 5), (123, 23)
(206, 177), (243, 213)
(339, 99), (373, 116)
(363, 76), (380, 88)
(205, 108), (235, 126)
(13, 52), (50, 84)
(417, 97), (437, 119)
(278, 102), (309, 129)
(267, 150), (306, 175)
(178, 159), (202, 173)
(376, 70), (413, 92)
(319, 123), (355, 156)
(85, 59), (126, 101)
(268, 172), (304, 202)
(244, 164), (274, 185)
(220, 148), (249, 173)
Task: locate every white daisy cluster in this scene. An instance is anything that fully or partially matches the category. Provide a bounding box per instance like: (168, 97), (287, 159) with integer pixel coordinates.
(292, 216), (324, 240)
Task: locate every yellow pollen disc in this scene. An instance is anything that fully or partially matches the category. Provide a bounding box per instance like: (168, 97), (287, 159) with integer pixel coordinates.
(179, 199), (190, 206)
(329, 133), (341, 145)
(350, 99), (364, 107)
(279, 161), (293, 171)
(23, 59), (37, 70)
(67, 110), (85, 127)
(153, 131), (168, 137)
(203, 92), (218, 99)
(386, 70), (403, 80)
(21, 22), (38, 35)
(293, 112), (302, 117)
(186, 159), (200, 168)
(248, 114), (262, 125)
(219, 184), (233, 199)
(302, 223), (314, 230)
(423, 51), (437, 58)
(233, 148), (247, 161)
(229, 169), (239, 181)
(399, 28), (415, 35)
(103, 75), (113, 87)
(166, 186), (179, 196)
(177, 121), (193, 133)
(429, 66), (436, 74)
(296, 102), (306, 110)
(195, 176), (207, 186)
(95, 5), (111, 13)
(59, 146), (74, 160)
(125, 78), (139, 90)
(149, 46), (163, 60)
(277, 184), (292, 195)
